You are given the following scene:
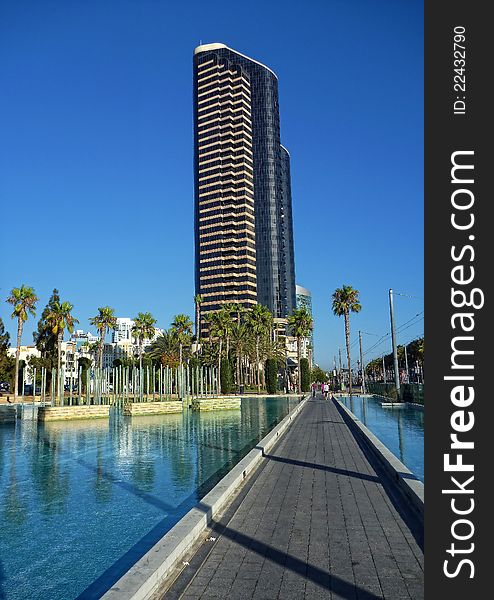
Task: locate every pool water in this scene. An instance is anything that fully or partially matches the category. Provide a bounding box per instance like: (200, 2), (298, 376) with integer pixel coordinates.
(0, 397), (298, 600)
(338, 395), (424, 482)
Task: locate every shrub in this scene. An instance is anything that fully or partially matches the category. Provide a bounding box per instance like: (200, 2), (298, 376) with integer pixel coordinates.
(220, 358), (234, 394)
(300, 358), (310, 392)
(265, 359), (278, 394)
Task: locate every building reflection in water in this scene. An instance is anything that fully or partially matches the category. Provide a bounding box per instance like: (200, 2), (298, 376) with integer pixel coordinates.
(0, 396), (296, 600)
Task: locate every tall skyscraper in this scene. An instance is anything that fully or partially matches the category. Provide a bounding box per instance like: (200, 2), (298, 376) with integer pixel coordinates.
(193, 43), (296, 324)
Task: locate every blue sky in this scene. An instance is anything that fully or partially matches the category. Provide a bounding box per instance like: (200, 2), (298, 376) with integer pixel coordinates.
(0, 0), (423, 370)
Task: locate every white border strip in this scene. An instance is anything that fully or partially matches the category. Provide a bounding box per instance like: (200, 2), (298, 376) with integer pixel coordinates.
(102, 396), (307, 600)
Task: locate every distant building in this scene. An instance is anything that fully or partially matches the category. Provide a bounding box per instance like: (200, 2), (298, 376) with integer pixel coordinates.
(7, 345), (41, 364)
(8, 342), (77, 386)
(102, 319), (163, 368)
(286, 335), (312, 371)
(63, 340), (78, 382)
(112, 318), (134, 343)
(295, 284), (314, 368)
(7, 346), (40, 387)
(71, 330), (99, 350)
(69, 329), (100, 368)
(296, 285), (312, 315)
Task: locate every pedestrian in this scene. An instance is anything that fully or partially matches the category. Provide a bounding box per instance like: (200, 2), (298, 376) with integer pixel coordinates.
(323, 382), (329, 399)
(311, 382), (317, 397)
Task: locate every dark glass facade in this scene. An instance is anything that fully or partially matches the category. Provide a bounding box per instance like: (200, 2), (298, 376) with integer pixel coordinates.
(194, 44), (296, 319)
(280, 145), (297, 318)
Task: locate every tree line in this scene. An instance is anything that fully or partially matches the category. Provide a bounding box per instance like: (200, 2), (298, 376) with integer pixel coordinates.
(2, 283), (424, 401)
(2, 285), (314, 402)
(365, 337), (424, 381)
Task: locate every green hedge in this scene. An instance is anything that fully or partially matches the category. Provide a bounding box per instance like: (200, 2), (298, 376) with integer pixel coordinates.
(265, 359), (278, 394)
(300, 358), (310, 392)
(220, 358), (234, 394)
(366, 382), (424, 404)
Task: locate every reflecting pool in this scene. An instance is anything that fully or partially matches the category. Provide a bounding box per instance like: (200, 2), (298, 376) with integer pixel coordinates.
(338, 395), (424, 482)
(0, 397), (298, 600)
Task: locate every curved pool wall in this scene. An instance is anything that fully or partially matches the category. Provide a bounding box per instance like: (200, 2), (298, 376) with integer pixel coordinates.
(338, 395), (424, 482)
(0, 396), (298, 600)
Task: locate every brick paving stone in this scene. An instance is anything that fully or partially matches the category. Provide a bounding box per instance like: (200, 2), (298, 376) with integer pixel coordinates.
(228, 579), (258, 600)
(165, 396), (423, 600)
(181, 583), (205, 597)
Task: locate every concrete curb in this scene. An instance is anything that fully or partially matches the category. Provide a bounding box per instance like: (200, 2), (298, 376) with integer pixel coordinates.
(333, 397), (424, 521)
(102, 396), (308, 600)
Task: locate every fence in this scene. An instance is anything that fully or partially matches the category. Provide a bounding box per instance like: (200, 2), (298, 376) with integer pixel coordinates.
(12, 364), (220, 407)
(366, 382), (424, 404)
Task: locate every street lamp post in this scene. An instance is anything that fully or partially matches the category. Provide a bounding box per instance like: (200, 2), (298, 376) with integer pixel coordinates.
(359, 330), (366, 394)
(389, 289), (400, 398)
(404, 344), (409, 384)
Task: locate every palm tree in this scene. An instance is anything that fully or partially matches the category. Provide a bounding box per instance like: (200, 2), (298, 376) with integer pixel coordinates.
(46, 300), (79, 398)
(194, 294), (204, 343)
(149, 329), (179, 368)
(231, 321), (248, 390)
(89, 307), (117, 369)
(219, 306), (235, 359)
(247, 304), (273, 393)
(199, 339), (218, 369)
(225, 302), (244, 326)
(332, 285), (362, 396)
(6, 285), (38, 401)
(260, 334), (286, 392)
(84, 341), (99, 366)
(288, 306), (313, 394)
(416, 338), (424, 362)
(206, 310), (228, 392)
(132, 312), (157, 369)
(170, 314), (193, 368)
(261, 335), (286, 363)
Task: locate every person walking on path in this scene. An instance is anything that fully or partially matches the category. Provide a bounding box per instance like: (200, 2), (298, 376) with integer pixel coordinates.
(311, 382), (317, 397)
(323, 381), (329, 398)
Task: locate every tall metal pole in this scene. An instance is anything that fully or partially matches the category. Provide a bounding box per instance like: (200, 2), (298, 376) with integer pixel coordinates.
(404, 344), (409, 384)
(333, 355), (337, 390)
(359, 331), (366, 394)
(338, 348), (343, 388)
(389, 288), (400, 397)
(33, 367), (37, 406)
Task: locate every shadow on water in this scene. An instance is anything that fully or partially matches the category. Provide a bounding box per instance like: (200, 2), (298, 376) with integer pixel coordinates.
(75, 432), (274, 599)
(1, 399), (294, 599)
(0, 559), (5, 600)
(82, 500), (385, 600)
(82, 400), (391, 600)
(0, 425), (8, 600)
(37, 429), (178, 514)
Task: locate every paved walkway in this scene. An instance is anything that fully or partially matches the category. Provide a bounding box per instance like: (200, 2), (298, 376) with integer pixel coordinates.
(165, 396), (423, 600)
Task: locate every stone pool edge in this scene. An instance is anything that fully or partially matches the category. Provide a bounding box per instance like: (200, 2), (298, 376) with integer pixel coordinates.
(333, 397), (424, 521)
(101, 395), (308, 600)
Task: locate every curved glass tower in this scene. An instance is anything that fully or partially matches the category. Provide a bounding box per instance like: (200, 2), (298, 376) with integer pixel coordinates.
(193, 43), (296, 321)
